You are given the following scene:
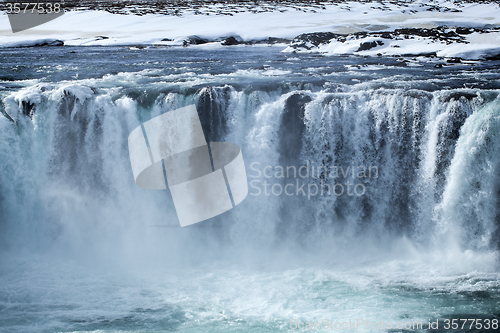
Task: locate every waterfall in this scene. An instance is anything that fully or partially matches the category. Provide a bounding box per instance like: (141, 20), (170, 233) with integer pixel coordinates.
(0, 82), (499, 259)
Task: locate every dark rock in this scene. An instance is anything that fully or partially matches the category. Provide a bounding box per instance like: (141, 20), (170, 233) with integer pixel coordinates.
(161, 38), (173, 41)
(21, 100), (36, 118)
(196, 86), (232, 142)
(485, 53), (500, 61)
(267, 37), (291, 44)
(278, 93), (311, 162)
(356, 40), (383, 52)
(434, 63), (443, 68)
(401, 52), (436, 57)
(254, 37), (291, 45)
(183, 36), (209, 46)
(291, 32), (338, 49)
(94, 36), (109, 40)
(455, 27), (473, 35)
(222, 36), (240, 45)
(446, 57), (461, 63)
(396, 28), (437, 38)
(393, 27), (464, 43)
(47, 40), (64, 46)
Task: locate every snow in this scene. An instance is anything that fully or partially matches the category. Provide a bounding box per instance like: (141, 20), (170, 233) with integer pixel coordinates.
(52, 84), (94, 103)
(282, 30), (500, 59)
(11, 83), (46, 106)
(0, 0), (499, 59)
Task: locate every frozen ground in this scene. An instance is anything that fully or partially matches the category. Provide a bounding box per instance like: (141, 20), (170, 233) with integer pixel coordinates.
(0, 0), (499, 59)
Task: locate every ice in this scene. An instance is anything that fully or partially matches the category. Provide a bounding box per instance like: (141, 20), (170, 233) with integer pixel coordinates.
(0, 1), (499, 59)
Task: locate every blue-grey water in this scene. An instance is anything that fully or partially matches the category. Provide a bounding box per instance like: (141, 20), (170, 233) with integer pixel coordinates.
(0, 46), (500, 332)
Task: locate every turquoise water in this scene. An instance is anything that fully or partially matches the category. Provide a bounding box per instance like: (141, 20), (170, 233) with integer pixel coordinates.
(0, 47), (499, 332)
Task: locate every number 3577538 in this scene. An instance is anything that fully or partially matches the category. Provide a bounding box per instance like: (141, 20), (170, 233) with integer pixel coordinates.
(5, 3), (61, 14)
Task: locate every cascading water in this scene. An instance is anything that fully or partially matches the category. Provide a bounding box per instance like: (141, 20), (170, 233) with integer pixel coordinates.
(1, 78), (498, 258)
(0, 47), (499, 333)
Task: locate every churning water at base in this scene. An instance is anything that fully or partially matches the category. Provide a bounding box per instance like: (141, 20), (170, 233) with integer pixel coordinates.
(0, 47), (499, 332)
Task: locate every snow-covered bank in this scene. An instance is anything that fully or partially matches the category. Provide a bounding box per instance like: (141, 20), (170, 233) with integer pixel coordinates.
(0, 0), (499, 59)
(284, 27), (500, 60)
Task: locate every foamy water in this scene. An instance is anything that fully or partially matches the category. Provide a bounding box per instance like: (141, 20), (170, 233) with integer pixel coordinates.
(0, 47), (499, 332)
